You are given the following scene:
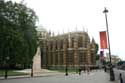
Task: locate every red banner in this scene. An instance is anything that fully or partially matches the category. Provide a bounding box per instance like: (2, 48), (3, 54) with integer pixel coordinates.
(99, 31), (108, 49)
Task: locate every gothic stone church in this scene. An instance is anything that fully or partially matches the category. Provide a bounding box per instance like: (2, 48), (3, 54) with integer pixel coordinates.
(38, 29), (97, 69)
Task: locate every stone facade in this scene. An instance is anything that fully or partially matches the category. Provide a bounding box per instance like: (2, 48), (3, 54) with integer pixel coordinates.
(38, 30), (97, 69)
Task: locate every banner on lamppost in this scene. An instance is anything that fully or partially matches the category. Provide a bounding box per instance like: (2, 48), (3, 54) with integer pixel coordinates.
(100, 51), (104, 61)
(99, 31), (108, 49)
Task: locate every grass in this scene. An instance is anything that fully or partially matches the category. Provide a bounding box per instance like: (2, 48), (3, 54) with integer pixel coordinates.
(0, 70), (29, 77)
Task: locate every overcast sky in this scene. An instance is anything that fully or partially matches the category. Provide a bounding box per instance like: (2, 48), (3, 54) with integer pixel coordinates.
(11, 0), (125, 60)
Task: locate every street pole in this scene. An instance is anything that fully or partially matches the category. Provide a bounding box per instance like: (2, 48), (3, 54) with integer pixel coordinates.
(5, 65), (8, 79)
(79, 54), (81, 75)
(103, 7), (115, 81)
(5, 56), (9, 79)
(65, 52), (68, 76)
(31, 60), (33, 77)
(65, 65), (68, 76)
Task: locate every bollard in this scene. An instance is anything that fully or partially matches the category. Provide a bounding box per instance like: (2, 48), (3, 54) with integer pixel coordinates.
(79, 68), (81, 75)
(31, 69), (33, 77)
(5, 69), (8, 79)
(119, 73), (123, 83)
(65, 67), (68, 76)
(83, 66), (86, 72)
(104, 66), (107, 72)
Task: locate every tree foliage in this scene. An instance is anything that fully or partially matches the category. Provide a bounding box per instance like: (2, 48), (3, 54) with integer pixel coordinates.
(0, 1), (38, 69)
(95, 43), (99, 60)
(95, 43), (99, 54)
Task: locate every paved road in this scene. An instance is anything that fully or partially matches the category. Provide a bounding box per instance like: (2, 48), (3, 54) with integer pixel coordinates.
(0, 70), (117, 83)
(114, 68), (125, 83)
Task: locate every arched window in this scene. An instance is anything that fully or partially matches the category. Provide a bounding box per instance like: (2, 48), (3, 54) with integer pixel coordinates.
(84, 37), (88, 48)
(66, 38), (69, 48)
(60, 40), (63, 49)
(71, 38), (74, 48)
(50, 41), (53, 50)
(55, 40), (58, 50)
(78, 36), (83, 47)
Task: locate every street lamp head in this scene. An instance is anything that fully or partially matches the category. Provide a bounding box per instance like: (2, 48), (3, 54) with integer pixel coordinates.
(103, 7), (108, 13)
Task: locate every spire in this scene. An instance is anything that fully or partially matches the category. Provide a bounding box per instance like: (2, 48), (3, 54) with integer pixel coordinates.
(92, 37), (95, 43)
(48, 30), (51, 36)
(52, 32), (55, 36)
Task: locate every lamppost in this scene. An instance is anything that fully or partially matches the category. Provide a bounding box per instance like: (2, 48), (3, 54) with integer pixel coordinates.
(103, 7), (115, 81)
(31, 60), (33, 77)
(65, 52), (68, 76)
(65, 65), (68, 76)
(5, 56), (9, 79)
(78, 53), (81, 75)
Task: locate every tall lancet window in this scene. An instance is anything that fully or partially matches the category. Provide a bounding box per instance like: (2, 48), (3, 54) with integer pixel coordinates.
(60, 40), (63, 49)
(66, 38), (69, 48)
(55, 40), (58, 50)
(78, 36), (83, 47)
(68, 33), (71, 48)
(71, 38), (74, 48)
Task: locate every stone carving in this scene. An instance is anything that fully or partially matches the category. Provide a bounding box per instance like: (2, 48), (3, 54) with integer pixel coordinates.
(33, 46), (41, 73)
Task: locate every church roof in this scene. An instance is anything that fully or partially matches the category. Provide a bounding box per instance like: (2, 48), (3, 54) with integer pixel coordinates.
(36, 25), (47, 32)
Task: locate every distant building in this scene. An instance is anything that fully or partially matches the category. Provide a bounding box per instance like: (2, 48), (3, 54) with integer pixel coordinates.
(37, 28), (97, 69)
(105, 53), (121, 65)
(36, 26), (49, 40)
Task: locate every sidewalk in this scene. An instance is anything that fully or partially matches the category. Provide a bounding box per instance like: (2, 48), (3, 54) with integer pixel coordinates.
(0, 70), (118, 83)
(0, 72), (64, 80)
(0, 69), (64, 80)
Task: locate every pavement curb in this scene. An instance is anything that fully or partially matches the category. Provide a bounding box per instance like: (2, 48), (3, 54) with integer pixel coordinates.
(0, 72), (64, 80)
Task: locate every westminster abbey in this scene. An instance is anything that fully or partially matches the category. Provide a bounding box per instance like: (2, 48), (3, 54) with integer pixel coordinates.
(37, 28), (97, 69)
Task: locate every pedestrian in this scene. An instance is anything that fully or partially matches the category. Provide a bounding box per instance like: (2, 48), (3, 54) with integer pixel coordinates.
(119, 73), (123, 83)
(79, 68), (81, 75)
(104, 65), (107, 72)
(83, 65), (86, 72)
(87, 66), (90, 74)
(95, 66), (98, 71)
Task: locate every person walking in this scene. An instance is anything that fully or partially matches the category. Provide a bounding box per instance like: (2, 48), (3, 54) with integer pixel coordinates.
(119, 73), (123, 83)
(83, 65), (86, 72)
(86, 66), (90, 74)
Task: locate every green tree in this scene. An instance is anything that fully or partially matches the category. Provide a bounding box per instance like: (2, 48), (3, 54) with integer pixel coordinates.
(0, 1), (38, 68)
(96, 54), (100, 60)
(95, 43), (99, 54)
(95, 43), (99, 60)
